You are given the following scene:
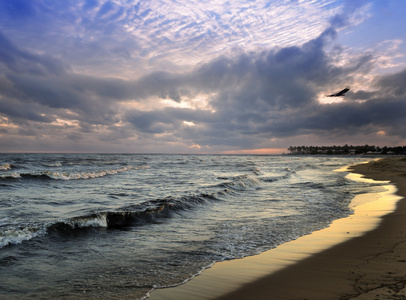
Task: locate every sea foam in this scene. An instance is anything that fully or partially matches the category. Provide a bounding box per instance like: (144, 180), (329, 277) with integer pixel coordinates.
(0, 226), (45, 248)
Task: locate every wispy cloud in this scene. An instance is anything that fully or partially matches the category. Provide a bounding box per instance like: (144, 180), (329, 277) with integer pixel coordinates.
(0, 0), (344, 77)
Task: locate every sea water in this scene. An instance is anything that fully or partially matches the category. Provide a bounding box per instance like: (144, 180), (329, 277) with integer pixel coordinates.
(0, 154), (385, 299)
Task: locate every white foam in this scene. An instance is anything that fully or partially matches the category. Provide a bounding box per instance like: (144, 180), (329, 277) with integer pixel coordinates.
(0, 163), (11, 170)
(1, 165), (151, 181)
(67, 214), (108, 228)
(0, 172), (21, 179)
(46, 165), (149, 180)
(228, 175), (262, 191)
(0, 227), (44, 248)
(43, 162), (63, 167)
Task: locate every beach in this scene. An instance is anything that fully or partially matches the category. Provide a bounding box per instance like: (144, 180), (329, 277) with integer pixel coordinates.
(149, 157), (406, 300)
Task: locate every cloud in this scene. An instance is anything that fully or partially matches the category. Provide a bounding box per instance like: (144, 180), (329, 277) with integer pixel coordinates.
(2, 18), (403, 152)
(0, 0), (405, 152)
(124, 21), (406, 150)
(0, 0), (346, 78)
(122, 25), (384, 149)
(375, 68), (406, 96)
(0, 32), (66, 76)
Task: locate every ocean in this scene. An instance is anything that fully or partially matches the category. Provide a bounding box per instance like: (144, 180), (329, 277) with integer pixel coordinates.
(0, 154), (386, 299)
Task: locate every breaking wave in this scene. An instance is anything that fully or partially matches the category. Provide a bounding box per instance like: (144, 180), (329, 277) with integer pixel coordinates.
(1, 191), (220, 247)
(218, 174), (262, 191)
(41, 162), (63, 167)
(47, 214), (108, 234)
(49, 193), (219, 234)
(0, 163), (13, 171)
(0, 165), (149, 181)
(0, 166), (296, 248)
(0, 226), (46, 248)
(0, 164), (311, 249)
(0, 171), (262, 247)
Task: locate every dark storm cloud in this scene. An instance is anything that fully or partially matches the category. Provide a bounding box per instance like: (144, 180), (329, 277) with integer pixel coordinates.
(0, 98), (55, 124)
(259, 67), (406, 140)
(126, 107), (216, 134)
(0, 29), (183, 107)
(125, 23), (406, 148)
(375, 68), (406, 96)
(0, 30), (129, 127)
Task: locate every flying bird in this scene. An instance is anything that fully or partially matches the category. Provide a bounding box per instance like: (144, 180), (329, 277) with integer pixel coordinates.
(326, 87), (350, 97)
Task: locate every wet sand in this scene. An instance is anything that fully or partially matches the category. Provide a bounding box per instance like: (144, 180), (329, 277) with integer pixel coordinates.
(149, 157), (406, 300)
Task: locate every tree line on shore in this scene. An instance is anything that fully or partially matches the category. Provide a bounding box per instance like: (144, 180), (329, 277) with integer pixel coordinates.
(287, 145), (406, 155)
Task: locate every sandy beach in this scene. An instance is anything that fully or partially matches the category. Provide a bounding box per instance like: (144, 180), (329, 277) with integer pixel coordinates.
(149, 157), (406, 300)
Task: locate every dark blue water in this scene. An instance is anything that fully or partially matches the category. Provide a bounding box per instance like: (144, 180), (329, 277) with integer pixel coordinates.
(0, 154), (384, 299)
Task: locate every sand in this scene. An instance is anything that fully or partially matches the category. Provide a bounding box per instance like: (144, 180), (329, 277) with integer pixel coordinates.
(149, 157), (406, 300)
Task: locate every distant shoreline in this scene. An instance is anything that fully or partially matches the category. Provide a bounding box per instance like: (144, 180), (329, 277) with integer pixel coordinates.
(287, 144), (406, 155)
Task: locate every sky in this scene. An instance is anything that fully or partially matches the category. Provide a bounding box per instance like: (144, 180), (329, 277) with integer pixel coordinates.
(0, 0), (406, 153)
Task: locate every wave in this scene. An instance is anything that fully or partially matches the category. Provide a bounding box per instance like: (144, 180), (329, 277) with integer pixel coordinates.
(0, 226), (46, 248)
(46, 193), (219, 234)
(218, 174), (262, 191)
(0, 163), (13, 171)
(0, 169), (264, 247)
(41, 162), (63, 167)
(262, 174), (290, 183)
(261, 167), (296, 183)
(47, 214), (108, 234)
(65, 158), (121, 166)
(88, 194), (218, 230)
(0, 165), (149, 181)
(1, 192), (219, 247)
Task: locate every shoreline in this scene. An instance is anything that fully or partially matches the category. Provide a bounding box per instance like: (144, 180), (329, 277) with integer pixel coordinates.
(149, 157), (406, 300)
